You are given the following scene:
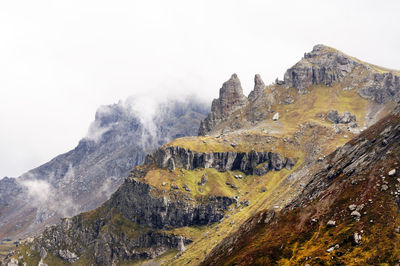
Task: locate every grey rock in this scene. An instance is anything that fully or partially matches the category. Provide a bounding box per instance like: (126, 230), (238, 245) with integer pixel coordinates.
(39, 247), (47, 259)
(199, 74), (248, 135)
(198, 175), (208, 186)
(38, 258), (48, 266)
(327, 220), (336, 227)
(58, 249), (79, 263)
(111, 179), (233, 229)
(340, 112), (356, 124)
(272, 113), (280, 121)
(349, 204), (357, 211)
(248, 74), (266, 101)
(284, 44), (358, 91)
(7, 258), (19, 266)
(178, 237), (186, 253)
(275, 78), (285, 85)
(389, 169), (397, 176)
(358, 72), (400, 104)
(283, 96), (295, 105)
(327, 110), (340, 123)
(353, 232), (362, 245)
(148, 146), (297, 176)
(351, 211), (361, 219)
(327, 110), (356, 124)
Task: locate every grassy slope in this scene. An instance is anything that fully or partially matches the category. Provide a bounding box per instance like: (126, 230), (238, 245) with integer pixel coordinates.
(130, 82), (380, 265)
(202, 111), (400, 265)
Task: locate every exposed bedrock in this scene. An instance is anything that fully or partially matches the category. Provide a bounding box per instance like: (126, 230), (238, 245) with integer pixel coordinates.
(147, 146), (297, 176)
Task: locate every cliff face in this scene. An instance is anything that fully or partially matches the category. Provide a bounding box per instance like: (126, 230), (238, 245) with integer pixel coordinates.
(25, 177), (232, 265)
(198, 74), (248, 135)
(110, 179), (233, 229)
(148, 146), (296, 175)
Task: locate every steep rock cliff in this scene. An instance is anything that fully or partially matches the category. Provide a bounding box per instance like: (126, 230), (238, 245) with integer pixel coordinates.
(147, 145), (296, 175)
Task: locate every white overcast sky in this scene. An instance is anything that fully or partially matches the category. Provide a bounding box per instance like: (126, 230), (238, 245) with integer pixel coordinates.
(1, 0), (400, 178)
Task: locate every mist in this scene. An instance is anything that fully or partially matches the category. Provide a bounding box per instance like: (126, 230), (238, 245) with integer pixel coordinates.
(1, 0), (400, 177)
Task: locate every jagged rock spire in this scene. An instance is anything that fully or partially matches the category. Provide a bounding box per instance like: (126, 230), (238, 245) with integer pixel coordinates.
(199, 74), (247, 135)
(248, 74), (265, 101)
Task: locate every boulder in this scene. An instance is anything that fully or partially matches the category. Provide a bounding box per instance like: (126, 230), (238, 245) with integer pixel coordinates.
(327, 110), (340, 124)
(327, 220), (336, 227)
(389, 169), (396, 177)
(272, 113), (280, 121)
(353, 232), (362, 245)
(351, 210), (361, 219)
(58, 249), (79, 263)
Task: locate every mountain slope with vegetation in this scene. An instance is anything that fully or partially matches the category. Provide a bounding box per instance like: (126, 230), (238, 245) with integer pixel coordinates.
(3, 44), (400, 265)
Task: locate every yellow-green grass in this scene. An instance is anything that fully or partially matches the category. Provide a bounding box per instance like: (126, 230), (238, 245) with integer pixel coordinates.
(158, 165), (300, 265)
(0, 241), (14, 259)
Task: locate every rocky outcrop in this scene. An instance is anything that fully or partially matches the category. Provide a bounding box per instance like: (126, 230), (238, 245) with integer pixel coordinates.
(284, 44), (359, 91)
(326, 110), (356, 124)
(248, 74), (266, 101)
(283, 44), (400, 104)
(110, 179), (233, 228)
(358, 72), (400, 104)
(199, 74), (248, 135)
(147, 146), (296, 175)
(31, 216), (192, 266)
(25, 177), (232, 265)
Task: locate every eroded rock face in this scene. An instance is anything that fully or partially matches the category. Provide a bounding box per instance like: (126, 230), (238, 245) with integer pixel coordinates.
(358, 72), (400, 104)
(199, 74), (248, 135)
(248, 74), (266, 101)
(284, 44), (359, 91)
(28, 177), (230, 265)
(32, 217), (191, 266)
(284, 44), (400, 104)
(110, 179), (233, 228)
(147, 146), (296, 175)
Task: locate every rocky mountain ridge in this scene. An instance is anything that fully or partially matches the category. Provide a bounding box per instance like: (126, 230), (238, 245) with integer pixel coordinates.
(0, 97), (208, 243)
(3, 44), (400, 265)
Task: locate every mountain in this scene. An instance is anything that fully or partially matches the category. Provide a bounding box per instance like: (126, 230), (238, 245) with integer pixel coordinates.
(3, 44), (400, 265)
(202, 101), (400, 265)
(0, 96), (209, 243)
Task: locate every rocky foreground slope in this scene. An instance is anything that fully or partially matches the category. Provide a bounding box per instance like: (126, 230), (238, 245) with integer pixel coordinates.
(203, 102), (400, 265)
(0, 97), (208, 243)
(3, 44), (400, 265)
